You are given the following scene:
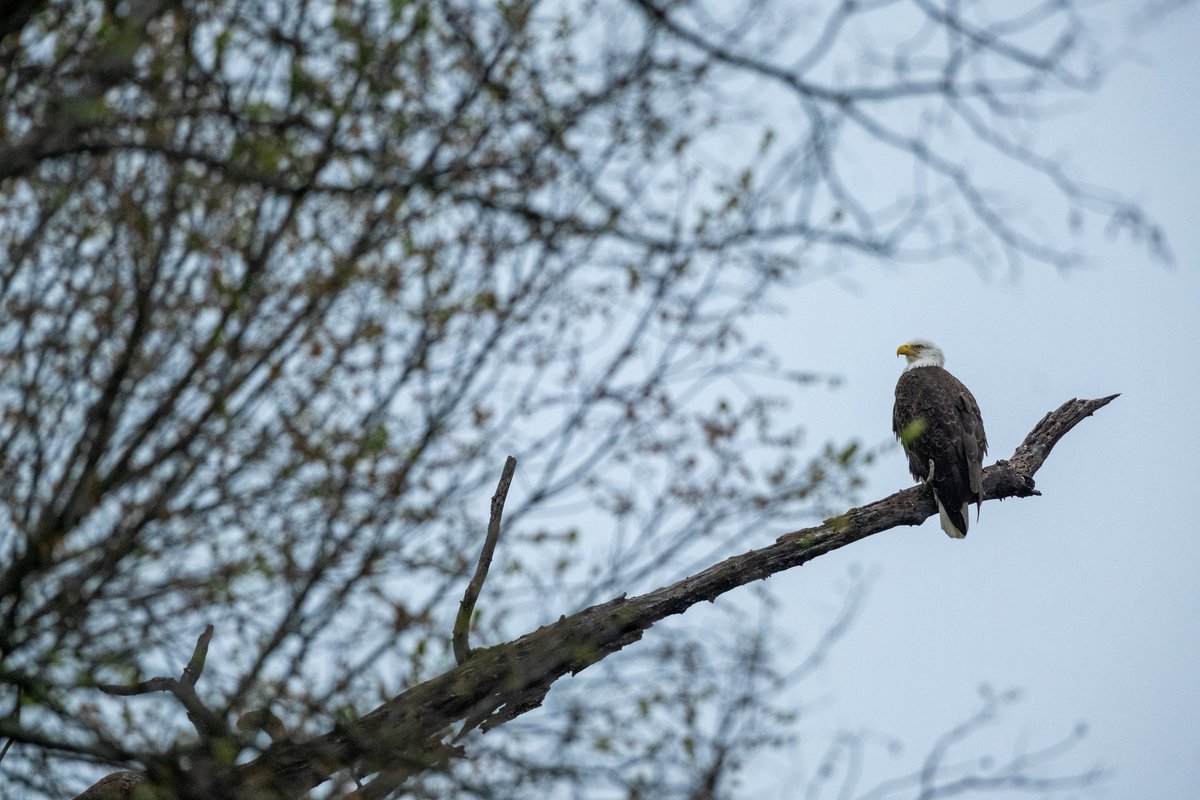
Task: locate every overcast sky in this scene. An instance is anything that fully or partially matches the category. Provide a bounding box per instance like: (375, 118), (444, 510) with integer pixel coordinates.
(733, 4), (1200, 798)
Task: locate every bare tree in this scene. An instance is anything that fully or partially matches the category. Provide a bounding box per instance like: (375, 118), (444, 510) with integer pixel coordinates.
(0, 1), (1159, 798)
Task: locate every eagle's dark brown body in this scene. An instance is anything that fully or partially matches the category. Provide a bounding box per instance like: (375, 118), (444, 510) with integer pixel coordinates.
(893, 366), (988, 537)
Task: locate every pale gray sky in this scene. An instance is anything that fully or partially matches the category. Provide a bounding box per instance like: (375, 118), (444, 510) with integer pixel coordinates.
(743, 4), (1200, 798)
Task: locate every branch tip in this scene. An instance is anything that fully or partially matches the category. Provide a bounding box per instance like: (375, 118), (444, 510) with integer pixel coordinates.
(182, 624), (215, 687)
(453, 456), (517, 664)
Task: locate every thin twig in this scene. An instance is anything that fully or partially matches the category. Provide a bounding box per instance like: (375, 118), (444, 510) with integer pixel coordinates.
(94, 676), (177, 696)
(182, 624), (214, 687)
(453, 456), (517, 665)
(0, 684), (19, 766)
(96, 623), (221, 740)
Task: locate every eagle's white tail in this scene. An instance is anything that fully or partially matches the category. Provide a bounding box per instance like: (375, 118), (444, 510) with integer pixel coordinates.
(934, 496), (969, 539)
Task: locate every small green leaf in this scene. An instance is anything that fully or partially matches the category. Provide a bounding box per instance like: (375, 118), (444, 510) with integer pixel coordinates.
(364, 424), (389, 454)
(471, 291), (497, 311)
(900, 417), (927, 445)
(682, 735), (695, 759)
(211, 736), (240, 765)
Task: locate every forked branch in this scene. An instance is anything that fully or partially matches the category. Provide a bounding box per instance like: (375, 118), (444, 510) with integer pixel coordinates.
(74, 626), (218, 799)
(227, 395), (1116, 799)
(74, 396), (1117, 799)
(96, 624), (220, 741)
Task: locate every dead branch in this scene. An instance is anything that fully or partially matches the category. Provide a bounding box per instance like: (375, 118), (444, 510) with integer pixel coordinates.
(453, 456), (517, 665)
(95, 625), (221, 742)
(219, 395), (1115, 799)
(70, 772), (147, 800)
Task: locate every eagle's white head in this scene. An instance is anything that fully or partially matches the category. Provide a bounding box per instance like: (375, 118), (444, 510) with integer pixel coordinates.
(896, 339), (945, 371)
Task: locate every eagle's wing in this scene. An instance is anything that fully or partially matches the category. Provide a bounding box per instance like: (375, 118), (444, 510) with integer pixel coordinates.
(893, 380), (930, 482)
(955, 389), (987, 508)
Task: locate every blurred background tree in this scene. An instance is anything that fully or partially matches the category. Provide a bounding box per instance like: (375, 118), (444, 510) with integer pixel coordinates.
(0, 0), (1168, 798)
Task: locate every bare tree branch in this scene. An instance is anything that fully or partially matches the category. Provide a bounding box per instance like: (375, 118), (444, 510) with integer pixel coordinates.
(95, 625), (220, 742)
(222, 395), (1117, 798)
(453, 456), (517, 665)
(69, 772), (147, 800)
(853, 688), (1101, 800)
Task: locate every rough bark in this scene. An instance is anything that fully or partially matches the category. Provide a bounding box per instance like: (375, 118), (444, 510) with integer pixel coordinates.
(76, 395), (1117, 799)
(71, 772), (147, 800)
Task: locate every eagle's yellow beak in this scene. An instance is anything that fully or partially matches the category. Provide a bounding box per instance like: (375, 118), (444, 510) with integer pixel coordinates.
(896, 343), (919, 358)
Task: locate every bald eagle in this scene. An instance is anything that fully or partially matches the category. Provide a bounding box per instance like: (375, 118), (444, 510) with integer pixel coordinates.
(893, 340), (988, 538)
